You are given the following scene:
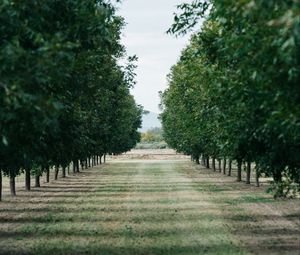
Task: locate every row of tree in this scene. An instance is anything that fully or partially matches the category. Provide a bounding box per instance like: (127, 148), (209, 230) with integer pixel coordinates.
(0, 0), (143, 200)
(160, 0), (300, 197)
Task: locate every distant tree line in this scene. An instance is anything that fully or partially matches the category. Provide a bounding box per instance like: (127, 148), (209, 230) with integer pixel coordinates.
(0, 0), (142, 200)
(141, 128), (164, 143)
(136, 128), (168, 149)
(160, 0), (300, 197)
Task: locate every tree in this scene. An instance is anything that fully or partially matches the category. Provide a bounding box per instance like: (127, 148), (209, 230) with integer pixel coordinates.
(0, 0), (142, 200)
(161, 0), (300, 197)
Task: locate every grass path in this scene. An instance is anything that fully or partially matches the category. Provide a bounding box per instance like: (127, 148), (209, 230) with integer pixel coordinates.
(0, 159), (299, 254)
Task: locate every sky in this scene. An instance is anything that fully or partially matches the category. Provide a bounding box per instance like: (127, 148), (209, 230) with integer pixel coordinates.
(118, 0), (192, 113)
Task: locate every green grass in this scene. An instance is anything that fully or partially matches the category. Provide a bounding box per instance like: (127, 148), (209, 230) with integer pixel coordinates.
(0, 160), (299, 255)
(213, 195), (274, 206)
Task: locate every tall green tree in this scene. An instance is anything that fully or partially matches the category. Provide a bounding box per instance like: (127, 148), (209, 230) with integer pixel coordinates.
(0, 0), (142, 200)
(161, 0), (300, 197)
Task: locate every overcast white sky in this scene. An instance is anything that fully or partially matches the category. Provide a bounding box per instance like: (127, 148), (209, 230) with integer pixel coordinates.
(118, 0), (192, 113)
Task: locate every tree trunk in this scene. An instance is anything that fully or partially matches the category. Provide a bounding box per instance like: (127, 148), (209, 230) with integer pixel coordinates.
(206, 156), (210, 169)
(73, 160), (76, 173)
(10, 176), (16, 196)
(67, 165), (70, 174)
(218, 160), (221, 172)
(85, 160), (88, 169)
(76, 160), (80, 173)
(100, 155), (102, 165)
(54, 166), (59, 180)
(35, 175), (40, 188)
(62, 166), (66, 178)
(246, 161), (251, 184)
(273, 170), (282, 183)
(88, 157), (91, 167)
(237, 160), (242, 182)
(201, 155), (205, 166)
(195, 155), (200, 165)
(255, 168), (260, 187)
(25, 168), (31, 191)
(228, 160), (232, 176)
(223, 159), (227, 175)
(0, 169), (2, 201)
(212, 158), (216, 171)
(46, 166), (50, 183)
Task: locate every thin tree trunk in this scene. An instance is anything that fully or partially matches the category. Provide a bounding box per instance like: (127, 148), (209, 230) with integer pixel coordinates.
(237, 160), (242, 182)
(73, 160), (76, 173)
(85, 160), (88, 169)
(201, 155), (205, 166)
(100, 155), (102, 165)
(67, 165), (70, 175)
(25, 168), (31, 191)
(228, 160), (232, 176)
(223, 158), (227, 175)
(218, 160), (221, 172)
(0, 169), (2, 201)
(255, 168), (260, 187)
(273, 170), (282, 183)
(35, 175), (40, 188)
(62, 166), (66, 178)
(195, 155), (200, 165)
(76, 160), (80, 173)
(206, 156), (210, 169)
(10, 176), (16, 196)
(246, 161), (251, 184)
(54, 166), (59, 180)
(45, 166), (50, 183)
(88, 157), (91, 167)
(212, 158), (216, 171)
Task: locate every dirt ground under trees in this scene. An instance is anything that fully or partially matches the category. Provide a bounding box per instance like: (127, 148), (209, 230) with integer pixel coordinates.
(0, 150), (299, 255)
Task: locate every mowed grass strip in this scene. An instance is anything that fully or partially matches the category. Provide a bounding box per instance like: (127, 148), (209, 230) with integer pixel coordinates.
(0, 160), (299, 255)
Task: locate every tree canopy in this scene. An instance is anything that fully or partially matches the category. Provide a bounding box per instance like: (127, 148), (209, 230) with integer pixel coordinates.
(161, 0), (300, 197)
(0, 0), (142, 199)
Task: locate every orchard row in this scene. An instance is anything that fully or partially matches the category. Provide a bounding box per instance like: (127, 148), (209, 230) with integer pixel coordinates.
(0, 1), (142, 200)
(161, 0), (300, 197)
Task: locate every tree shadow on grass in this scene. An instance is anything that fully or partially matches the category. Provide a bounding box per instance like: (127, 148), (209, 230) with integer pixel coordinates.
(0, 243), (245, 255)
